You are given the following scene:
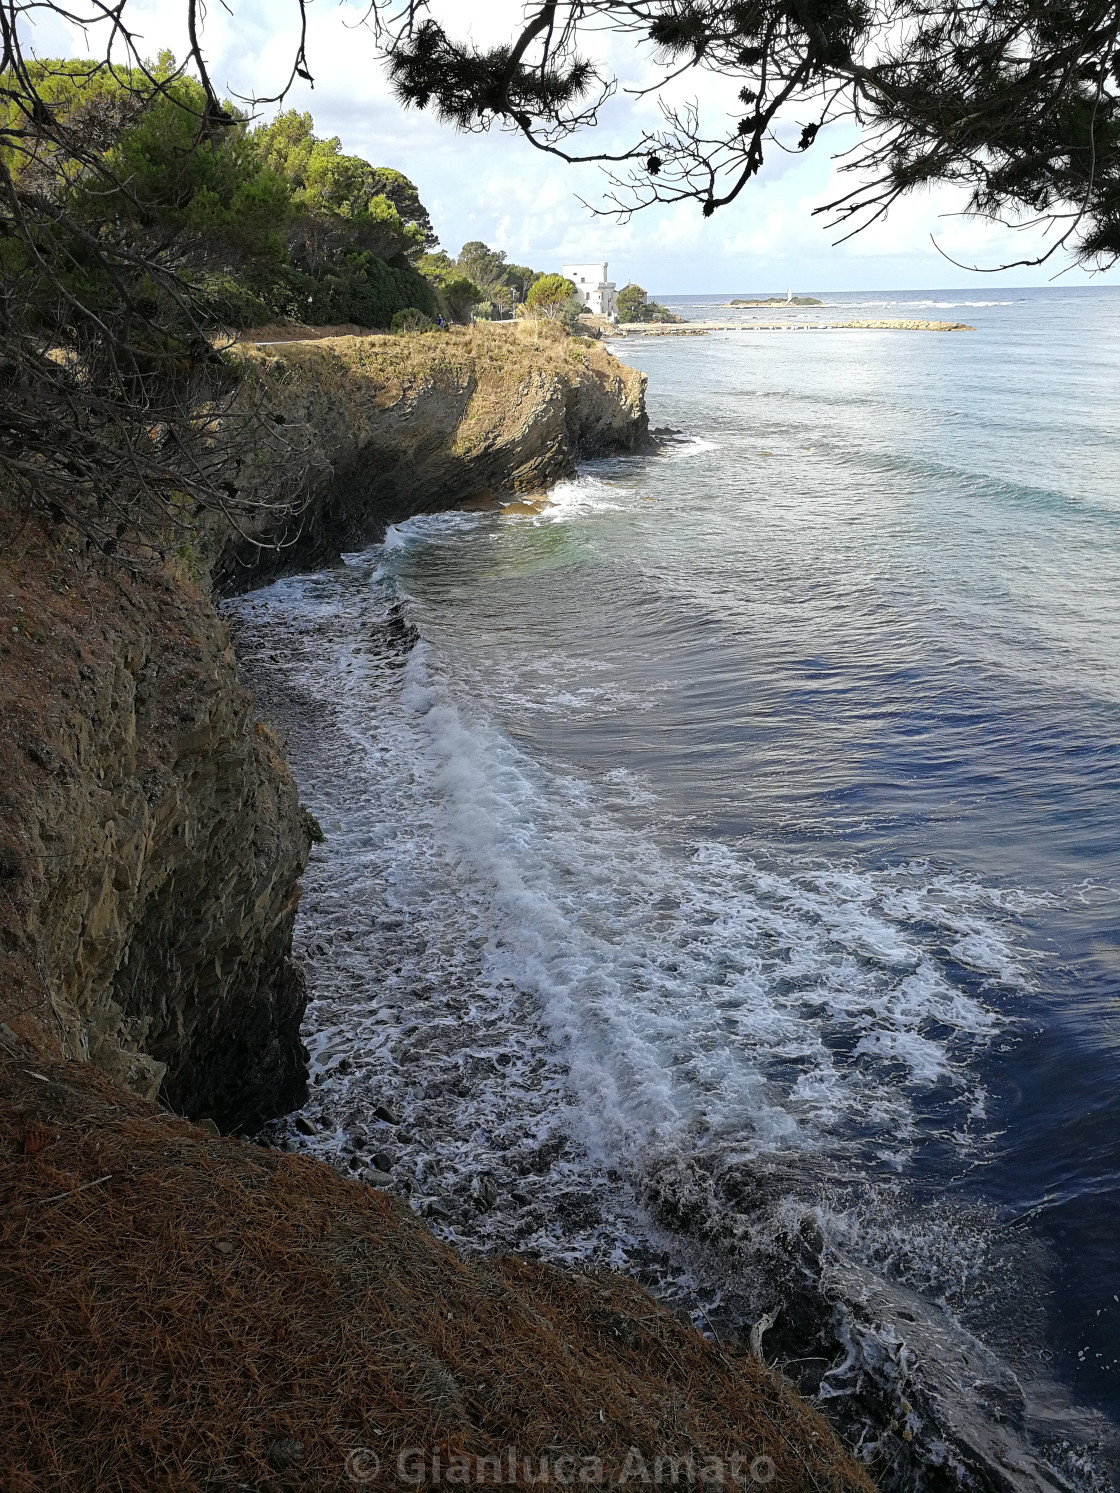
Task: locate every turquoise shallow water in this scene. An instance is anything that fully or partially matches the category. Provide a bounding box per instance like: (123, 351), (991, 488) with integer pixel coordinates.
(235, 285), (1120, 1480)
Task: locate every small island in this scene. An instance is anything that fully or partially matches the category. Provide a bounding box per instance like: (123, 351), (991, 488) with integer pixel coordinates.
(730, 295), (823, 306)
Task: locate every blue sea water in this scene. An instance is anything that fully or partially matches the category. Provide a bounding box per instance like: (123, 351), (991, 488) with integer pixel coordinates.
(620, 285), (1120, 1415)
(234, 285), (1120, 1483)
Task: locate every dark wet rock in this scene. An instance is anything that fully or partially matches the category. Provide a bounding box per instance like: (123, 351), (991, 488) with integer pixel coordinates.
(517, 1136), (566, 1176)
(374, 1103), (400, 1125)
(641, 1154), (1117, 1493)
(372, 1151), (394, 1173)
(268, 1438), (304, 1471)
(419, 1196), (454, 1221)
(554, 1190), (602, 1231)
(473, 1174), (499, 1212)
(511, 1211), (549, 1244)
(294, 1114), (318, 1136)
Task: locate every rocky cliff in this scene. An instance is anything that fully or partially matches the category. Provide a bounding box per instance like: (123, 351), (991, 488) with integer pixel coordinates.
(0, 517), (312, 1131)
(0, 325), (649, 1128)
(215, 319), (650, 584)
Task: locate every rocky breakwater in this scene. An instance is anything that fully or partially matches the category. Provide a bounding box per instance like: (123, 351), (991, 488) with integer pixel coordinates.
(0, 324), (651, 1130)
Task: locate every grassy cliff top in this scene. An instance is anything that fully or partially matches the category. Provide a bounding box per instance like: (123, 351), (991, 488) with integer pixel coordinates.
(236, 319), (631, 398)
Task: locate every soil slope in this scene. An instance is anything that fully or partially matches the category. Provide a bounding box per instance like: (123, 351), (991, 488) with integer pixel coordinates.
(0, 1036), (873, 1493)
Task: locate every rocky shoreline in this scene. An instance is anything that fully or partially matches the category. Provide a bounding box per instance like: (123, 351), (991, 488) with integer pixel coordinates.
(0, 323), (649, 1123)
(1, 322), (1107, 1492)
(231, 567), (1117, 1493)
(0, 324), (877, 1493)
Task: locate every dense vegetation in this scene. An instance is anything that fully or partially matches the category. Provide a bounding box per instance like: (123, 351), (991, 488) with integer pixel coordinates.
(617, 284), (680, 324)
(417, 240), (544, 320)
(0, 55), (440, 331)
(0, 39), (562, 547)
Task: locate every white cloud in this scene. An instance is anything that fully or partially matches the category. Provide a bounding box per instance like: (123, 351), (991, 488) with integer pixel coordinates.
(22, 0), (1118, 292)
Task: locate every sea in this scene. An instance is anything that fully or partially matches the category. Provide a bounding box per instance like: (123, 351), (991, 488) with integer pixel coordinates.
(231, 286), (1120, 1489)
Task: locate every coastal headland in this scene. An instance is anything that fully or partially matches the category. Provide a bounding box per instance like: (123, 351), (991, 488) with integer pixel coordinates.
(0, 322), (650, 1123)
(0, 323), (873, 1492)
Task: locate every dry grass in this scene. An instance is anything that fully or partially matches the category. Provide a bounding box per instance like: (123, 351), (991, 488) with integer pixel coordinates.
(238, 320), (627, 410)
(0, 1045), (874, 1493)
(234, 323), (377, 344)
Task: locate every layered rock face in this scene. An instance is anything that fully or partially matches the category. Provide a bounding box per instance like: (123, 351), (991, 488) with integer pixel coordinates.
(216, 321), (650, 583)
(0, 327), (650, 1127)
(0, 519), (312, 1131)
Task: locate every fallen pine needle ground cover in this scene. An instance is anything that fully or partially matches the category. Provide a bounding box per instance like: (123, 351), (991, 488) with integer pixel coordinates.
(0, 1040), (874, 1493)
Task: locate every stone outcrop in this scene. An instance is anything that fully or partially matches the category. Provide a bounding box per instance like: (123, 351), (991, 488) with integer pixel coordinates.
(0, 525), (312, 1131)
(0, 325), (650, 1127)
(830, 318), (973, 331)
(215, 320), (650, 585)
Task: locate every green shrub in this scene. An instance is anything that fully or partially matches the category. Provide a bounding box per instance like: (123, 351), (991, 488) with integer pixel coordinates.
(391, 307), (435, 333)
(1, 61), (443, 334)
(299, 805), (327, 845)
(617, 282), (680, 324)
(440, 275), (484, 324)
(526, 274), (577, 317)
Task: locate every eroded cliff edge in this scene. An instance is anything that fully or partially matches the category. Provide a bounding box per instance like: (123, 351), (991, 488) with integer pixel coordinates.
(0, 324), (650, 1128)
(217, 320), (651, 586)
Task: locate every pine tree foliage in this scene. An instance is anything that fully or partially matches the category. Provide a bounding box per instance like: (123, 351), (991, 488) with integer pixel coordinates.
(368, 1), (1120, 267)
(0, 4), (436, 552)
(617, 282), (679, 322)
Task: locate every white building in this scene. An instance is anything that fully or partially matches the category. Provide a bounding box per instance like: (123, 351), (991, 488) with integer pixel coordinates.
(562, 261), (618, 320)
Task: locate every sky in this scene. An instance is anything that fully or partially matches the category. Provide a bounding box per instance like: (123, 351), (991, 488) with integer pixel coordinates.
(26, 0), (1120, 295)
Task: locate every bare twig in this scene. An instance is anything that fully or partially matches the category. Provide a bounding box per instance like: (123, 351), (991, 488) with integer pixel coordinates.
(36, 1173), (112, 1206)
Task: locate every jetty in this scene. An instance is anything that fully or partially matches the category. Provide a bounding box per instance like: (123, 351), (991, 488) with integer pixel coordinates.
(610, 318), (974, 336)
